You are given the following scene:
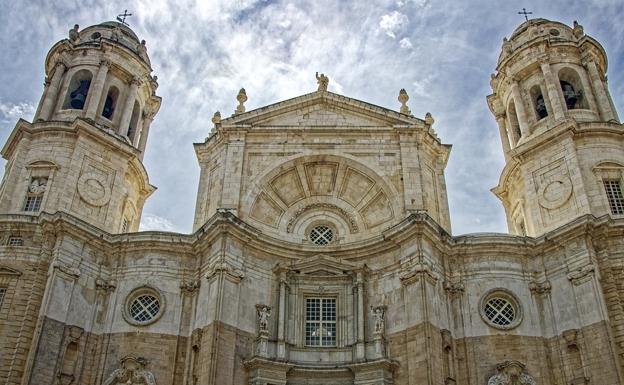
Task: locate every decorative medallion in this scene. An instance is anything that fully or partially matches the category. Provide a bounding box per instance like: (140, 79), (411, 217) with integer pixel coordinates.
(537, 177), (573, 210)
(77, 172), (111, 207)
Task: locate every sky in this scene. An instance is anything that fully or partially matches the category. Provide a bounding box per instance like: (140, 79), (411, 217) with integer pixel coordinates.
(0, 0), (623, 235)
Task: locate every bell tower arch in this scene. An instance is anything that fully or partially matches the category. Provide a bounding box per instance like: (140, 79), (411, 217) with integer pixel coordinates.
(0, 22), (161, 233)
(489, 19), (623, 236)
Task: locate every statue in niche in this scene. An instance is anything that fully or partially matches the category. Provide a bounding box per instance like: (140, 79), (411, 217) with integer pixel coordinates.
(103, 356), (156, 385)
(487, 360), (536, 385)
(256, 304), (271, 332)
(372, 306), (386, 334)
(316, 72), (329, 91)
(68, 24), (79, 42)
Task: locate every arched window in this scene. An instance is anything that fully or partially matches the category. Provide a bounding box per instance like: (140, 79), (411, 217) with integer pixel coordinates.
(558, 68), (587, 109)
(530, 85), (548, 120)
(127, 101), (141, 142)
(507, 100), (521, 142)
(101, 86), (119, 120)
(62, 69), (92, 110)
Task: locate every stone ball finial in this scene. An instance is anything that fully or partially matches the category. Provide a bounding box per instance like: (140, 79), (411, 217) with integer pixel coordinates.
(235, 88), (248, 114)
(69, 24), (80, 42)
(425, 112), (434, 126)
(398, 89), (411, 115)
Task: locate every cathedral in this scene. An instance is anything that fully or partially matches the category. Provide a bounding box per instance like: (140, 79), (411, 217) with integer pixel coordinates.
(0, 16), (624, 385)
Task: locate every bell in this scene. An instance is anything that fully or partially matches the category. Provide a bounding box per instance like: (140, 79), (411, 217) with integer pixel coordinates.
(69, 80), (90, 109)
(535, 95), (547, 119)
(560, 81), (578, 109)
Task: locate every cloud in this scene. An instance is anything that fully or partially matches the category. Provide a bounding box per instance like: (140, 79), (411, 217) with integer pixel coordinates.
(399, 37), (413, 49)
(0, 101), (35, 123)
(139, 213), (179, 232)
(379, 11), (409, 39)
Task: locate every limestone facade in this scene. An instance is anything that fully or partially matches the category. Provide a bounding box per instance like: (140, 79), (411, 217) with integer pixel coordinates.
(1, 18), (624, 385)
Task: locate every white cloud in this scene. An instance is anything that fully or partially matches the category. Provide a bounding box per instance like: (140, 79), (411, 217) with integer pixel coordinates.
(0, 101), (35, 123)
(379, 11), (409, 39)
(399, 37), (413, 49)
(139, 213), (178, 232)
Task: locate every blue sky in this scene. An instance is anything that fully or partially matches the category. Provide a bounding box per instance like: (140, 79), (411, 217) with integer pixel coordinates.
(0, 0), (623, 235)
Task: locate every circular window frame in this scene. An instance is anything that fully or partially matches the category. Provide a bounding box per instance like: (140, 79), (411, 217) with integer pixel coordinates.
(479, 289), (522, 330)
(122, 285), (165, 327)
(306, 222), (337, 246)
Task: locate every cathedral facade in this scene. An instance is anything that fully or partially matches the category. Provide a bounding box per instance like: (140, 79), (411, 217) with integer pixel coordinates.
(0, 17), (623, 385)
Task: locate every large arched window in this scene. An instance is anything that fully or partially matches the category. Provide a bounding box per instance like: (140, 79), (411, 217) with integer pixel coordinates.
(62, 69), (92, 110)
(558, 68), (588, 109)
(101, 86), (119, 120)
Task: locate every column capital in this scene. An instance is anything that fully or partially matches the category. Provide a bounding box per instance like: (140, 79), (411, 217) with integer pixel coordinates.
(130, 76), (141, 86)
(100, 59), (112, 68)
(537, 54), (550, 66)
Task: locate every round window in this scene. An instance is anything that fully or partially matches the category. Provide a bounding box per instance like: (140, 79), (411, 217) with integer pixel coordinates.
(480, 289), (522, 330)
(309, 225), (334, 246)
(123, 286), (165, 326)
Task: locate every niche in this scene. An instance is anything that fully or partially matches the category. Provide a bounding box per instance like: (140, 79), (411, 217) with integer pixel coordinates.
(559, 68), (588, 109)
(101, 86), (119, 120)
(530, 85), (548, 120)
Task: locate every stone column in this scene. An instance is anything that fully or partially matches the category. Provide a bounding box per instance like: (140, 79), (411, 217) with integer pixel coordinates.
(510, 80), (530, 138)
(118, 77), (140, 136)
(507, 114), (520, 147)
(355, 271), (366, 361)
(276, 271), (287, 360)
(585, 60), (616, 121)
(137, 111), (154, 160)
(495, 113), (512, 160)
(540, 61), (565, 120)
(37, 62), (66, 121)
(85, 60), (110, 119)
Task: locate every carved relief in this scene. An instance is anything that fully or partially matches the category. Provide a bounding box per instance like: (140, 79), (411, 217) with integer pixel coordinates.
(71, 158), (115, 223)
(103, 356), (156, 385)
(56, 325), (84, 385)
(537, 176), (573, 210)
(205, 260), (245, 283)
(533, 159), (578, 224)
(567, 264), (595, 286)
(286, 203), (359, 233)
(77, 172), (112, 207)
(487, 361), (536, 385)
(400, 258), (438, 286)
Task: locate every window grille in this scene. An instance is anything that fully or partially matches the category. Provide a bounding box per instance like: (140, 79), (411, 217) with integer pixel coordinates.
(309, 225), (333, 246)
(484, 297), (516, 326)
(305, 297), (336, 346)
(604, 179), (624, 215)
(23, 195), (43, 212)
(0, 287), (6, 308)
(7, 237), (23, 246)
(129, 294), (160, 323)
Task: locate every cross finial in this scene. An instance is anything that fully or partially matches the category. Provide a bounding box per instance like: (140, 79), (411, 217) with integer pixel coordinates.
(116, 10), (133, 25)
(518, 8), (533, 22)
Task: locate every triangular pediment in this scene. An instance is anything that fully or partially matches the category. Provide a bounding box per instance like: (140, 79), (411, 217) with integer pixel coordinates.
(223, 91), (423, 128)
(277, 255), (363, 276)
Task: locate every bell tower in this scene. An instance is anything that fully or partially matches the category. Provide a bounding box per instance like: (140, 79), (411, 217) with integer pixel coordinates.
(489, 19), (623, 236)
(0, 22), (161, 233)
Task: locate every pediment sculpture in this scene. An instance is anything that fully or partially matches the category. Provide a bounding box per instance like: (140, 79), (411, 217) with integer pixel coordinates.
(487, 360), (535, 385)
(103, 356), (156, 385)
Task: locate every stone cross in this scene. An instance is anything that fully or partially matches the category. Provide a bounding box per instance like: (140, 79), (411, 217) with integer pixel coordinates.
(116, 10), (133, 25)
(518, 8), (532, 22)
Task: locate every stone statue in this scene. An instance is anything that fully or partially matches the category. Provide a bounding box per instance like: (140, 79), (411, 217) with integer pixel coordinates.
(572, 20), (584, 39)
(502, 37), (512, 55)
(256, 305), (271, 332)
(137, 40), (149, 62)
(69, 24), (79, 42)
(372, 306), (385, 334)
(316, 72), (329, 91)
(425, 112), (435, 126)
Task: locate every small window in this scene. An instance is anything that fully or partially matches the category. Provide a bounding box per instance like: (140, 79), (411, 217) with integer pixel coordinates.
(7, 237), (23, 246)
(123, 286), (165, 326)
(305, 297), (336, 346)
(604, 179), (624, 215)
(480, 290), (522, 330)
(23, 177), (47, 212)
(0, 287), (6, 308)
(309, 225), (333, 246)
